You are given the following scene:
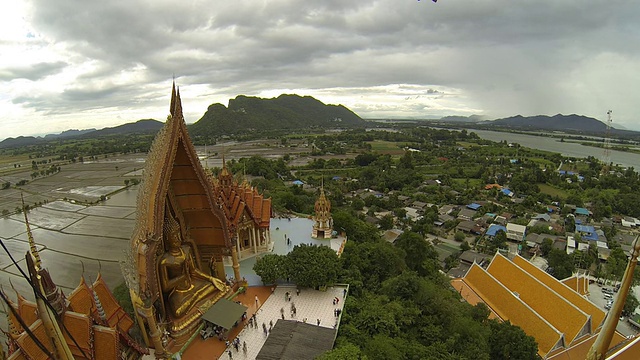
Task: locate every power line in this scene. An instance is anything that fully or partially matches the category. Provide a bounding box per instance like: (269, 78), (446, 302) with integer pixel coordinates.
(0, 237), (90, 359)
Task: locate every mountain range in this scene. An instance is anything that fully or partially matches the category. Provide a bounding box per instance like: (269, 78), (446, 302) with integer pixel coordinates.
(2, 94), (637, 149)
(0, 119), (163, 149)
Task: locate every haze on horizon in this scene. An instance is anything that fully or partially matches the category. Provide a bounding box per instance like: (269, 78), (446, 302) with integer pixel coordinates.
(1, 0), (639, 141)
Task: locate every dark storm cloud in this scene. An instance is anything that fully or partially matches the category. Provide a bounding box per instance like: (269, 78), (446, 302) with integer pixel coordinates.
(6, 0), (638, 131)
(0, 61), (67, 81)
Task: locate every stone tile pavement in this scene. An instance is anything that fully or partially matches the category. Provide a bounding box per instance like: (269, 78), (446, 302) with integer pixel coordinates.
(221, 285), (347, 360)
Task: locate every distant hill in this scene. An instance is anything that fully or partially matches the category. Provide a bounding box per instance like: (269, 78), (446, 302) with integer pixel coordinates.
(0, 119), (163, 150)
(77, 119), (163, 137)
(189, 94), (365, 138)
(487, 114), (610, 132)
(44, 128), (97, 140)
(0, 136), (43, 149)
(439, 115), (485, 123)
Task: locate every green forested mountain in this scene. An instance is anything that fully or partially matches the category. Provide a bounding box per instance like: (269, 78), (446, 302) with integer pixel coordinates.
(189, 94), (365, 138)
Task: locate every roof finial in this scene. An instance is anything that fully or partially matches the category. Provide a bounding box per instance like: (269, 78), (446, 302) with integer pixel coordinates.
(173, 86), (183, 119)
(21, 194), (41, 270)
(170, 80), (177, 117)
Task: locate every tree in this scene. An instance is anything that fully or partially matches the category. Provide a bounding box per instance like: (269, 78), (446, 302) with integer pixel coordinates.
(253, 254), (286, 285)
(378, 214), (394, 230)
(540, 238), (553, 257)
(490, 230), (508, 251)
(454, 231), (466, 242)
(547, 248), (575, 280)
(287, 244), (339, 288)
(488, 320), (538, 360)
(394, 231), (439, 277)
(623, 292), (640, 316)
(316, 343), (368, 360)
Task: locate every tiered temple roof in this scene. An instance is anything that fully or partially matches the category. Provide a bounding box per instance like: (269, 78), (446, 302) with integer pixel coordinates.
(5, 265), (145, 360)
(453, 253), (636, 359)
(210, 160), (272, 236)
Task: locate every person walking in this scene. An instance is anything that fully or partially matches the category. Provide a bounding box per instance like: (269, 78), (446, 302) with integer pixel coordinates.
(243, 341), (247, 355)
(317, 318), (321, 326)
(228, 350), (233, 359)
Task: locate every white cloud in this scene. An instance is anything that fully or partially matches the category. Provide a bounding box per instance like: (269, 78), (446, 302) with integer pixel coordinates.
(1, 0), (639, 140)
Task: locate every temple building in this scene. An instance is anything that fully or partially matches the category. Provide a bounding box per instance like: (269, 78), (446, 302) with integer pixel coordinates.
(3, 208), (146, 360)
(312, 184), (333, 239)
(452, 251), (640, 359)
(124, 83), (242, 357)
(209, 161), (272, 264)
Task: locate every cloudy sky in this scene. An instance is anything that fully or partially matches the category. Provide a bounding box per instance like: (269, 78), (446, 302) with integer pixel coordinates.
(1, 0), (639, 140)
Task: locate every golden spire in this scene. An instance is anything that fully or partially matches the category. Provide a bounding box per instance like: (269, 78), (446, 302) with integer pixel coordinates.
(21, 194), (41, 271)
(587, 235), (640, 360)
(170, 80), (177, 117)
(174, 86), (183, 120)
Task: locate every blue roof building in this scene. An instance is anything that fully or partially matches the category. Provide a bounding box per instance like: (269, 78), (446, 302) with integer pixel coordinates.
(575, 224), (598, 241)
(486, 224), (507, 237)
(467, 203), (482, 210)
(575, 207), (590, 216)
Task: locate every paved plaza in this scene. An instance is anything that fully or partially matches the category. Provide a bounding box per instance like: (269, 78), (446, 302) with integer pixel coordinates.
(217, 285), (346, 360)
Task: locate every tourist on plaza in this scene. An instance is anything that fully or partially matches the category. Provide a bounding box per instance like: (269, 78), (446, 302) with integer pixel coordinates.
(317, 318), (321, 326)
(228, 350), (233, 359)
(243, 341), (247, 355)
(343, 288), (347, 297)
(296, 288), (300, 296)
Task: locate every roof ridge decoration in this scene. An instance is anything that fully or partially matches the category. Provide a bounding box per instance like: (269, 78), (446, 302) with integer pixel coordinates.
(21, 194), (41, 270)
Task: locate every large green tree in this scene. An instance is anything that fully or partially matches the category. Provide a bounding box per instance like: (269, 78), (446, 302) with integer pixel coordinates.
(547, 248), (575, 280)
(488, 320), (539, 360)
(287, 244), (339, 288)
(393, 231), (440, 278)
(253, 253), (287, 285)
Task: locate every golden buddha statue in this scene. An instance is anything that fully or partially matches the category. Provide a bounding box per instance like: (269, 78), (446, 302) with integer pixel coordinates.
(159, 214), (227, 319)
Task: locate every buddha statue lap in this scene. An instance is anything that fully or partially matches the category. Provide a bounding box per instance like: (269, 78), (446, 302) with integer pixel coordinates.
(159, 215), (227, 319)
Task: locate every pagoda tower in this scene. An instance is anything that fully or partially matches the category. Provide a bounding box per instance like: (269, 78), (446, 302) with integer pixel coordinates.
(312, 181), (333, 239)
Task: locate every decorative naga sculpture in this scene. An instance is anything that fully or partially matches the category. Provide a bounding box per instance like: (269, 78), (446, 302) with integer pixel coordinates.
(159, 214), (227, 319)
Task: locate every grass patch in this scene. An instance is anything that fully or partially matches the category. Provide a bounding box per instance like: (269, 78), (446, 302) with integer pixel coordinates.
(367, 140), (408, 155)
(538, 183), (568, 199)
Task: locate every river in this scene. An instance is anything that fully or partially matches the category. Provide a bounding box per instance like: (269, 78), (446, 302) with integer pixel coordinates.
(469, 129), (640, 170)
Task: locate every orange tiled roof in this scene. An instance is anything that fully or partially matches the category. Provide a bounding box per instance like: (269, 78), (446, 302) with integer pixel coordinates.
(67, 277), (94, 315)
(607, 334), (640, 359)
(487, 254), (590, 344)
(462, 263), (564, 357)
(512, 255), (605, 331)
(451, 279), (500, 320)
(212, 167), (272, 233)
(15, 320), (51, 360)
(547, 331), (628, 359)
(561, 274), (589, 296)
(6, 349), (28, 360)
(62, 311), (92, 357)
(94, 326), (119, 360)
(92, 274), (135, 333)
(16, 296), (37, 330)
